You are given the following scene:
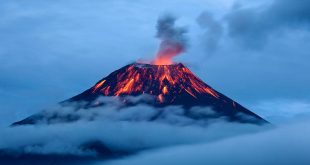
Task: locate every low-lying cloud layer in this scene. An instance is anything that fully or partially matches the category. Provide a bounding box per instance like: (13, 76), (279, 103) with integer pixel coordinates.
(13, 96), (263, 126)
(1, 99), (310, 165)
(0, 120), (264, 157)
(0, 98), (266, 157)
(101, 119), (310, 165)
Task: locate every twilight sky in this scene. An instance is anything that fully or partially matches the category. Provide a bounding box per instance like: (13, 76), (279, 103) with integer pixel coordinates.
(0, 0), (310, 125)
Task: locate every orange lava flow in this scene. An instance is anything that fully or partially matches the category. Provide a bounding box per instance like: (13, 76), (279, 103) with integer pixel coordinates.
(92, 80), (106, 93)
(91, 63), (220, 103)
(152, 57), (173, 65)
(115, 78), (135, 96)
(152, 42), (184, 65)
(204, 87), (219, 98)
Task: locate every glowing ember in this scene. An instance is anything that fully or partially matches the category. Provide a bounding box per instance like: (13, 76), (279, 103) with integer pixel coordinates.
(162, 86), (168, 95)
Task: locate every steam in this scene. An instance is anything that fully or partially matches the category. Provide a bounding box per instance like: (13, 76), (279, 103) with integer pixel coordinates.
(152, 15), (188, 65)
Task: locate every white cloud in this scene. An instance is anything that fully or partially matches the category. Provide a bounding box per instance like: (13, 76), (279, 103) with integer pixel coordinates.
(0, 97), (266, 157)
(101, 119), (310, 165)
(0, 119), (264, 156)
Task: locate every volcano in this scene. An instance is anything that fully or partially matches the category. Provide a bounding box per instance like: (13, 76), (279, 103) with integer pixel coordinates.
(12, 62), (267, 126)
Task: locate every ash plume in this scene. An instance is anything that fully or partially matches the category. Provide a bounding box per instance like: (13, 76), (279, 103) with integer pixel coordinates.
(152, 15), (188, 65)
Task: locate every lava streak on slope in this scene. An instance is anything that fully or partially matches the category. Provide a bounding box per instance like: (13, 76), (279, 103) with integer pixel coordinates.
(66, 62), (267, 124)
(88, 63), (220, 104)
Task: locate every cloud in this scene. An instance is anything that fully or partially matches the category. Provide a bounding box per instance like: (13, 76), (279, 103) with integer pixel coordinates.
(0, 117), (264, 157)
(2, 99), (310, 165)
(101, 119), (310, 165)
(225, 0), (310, 47)
(11, 96), (265, 126)
(196, 11), (223, 52)
(0, 98), (265, 157)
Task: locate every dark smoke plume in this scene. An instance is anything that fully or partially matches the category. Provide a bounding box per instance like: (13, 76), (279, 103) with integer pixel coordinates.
(152, 15), (188, 65)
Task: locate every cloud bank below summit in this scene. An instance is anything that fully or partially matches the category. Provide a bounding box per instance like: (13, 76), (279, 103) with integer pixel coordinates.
(0, 115), (265, 157)
(101, 119), (310, 165)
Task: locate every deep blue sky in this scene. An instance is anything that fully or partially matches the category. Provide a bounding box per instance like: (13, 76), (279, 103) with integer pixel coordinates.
(0, 0), (310, 125)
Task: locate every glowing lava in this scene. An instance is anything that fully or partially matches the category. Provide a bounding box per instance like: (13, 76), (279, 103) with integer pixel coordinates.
(152, 42), (184, 65)
(88, 63), (220, 105)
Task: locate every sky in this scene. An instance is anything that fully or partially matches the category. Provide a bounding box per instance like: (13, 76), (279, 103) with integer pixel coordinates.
(0, 0), (310, 125)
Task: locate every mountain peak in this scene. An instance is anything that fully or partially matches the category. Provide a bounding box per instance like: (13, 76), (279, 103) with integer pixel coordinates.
(70, 62), (220, 105)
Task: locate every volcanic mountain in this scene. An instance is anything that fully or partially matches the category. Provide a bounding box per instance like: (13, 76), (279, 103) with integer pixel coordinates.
(12, 62), (267, 125)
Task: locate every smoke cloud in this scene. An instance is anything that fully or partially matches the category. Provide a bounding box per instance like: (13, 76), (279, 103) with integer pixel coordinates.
(152, 14), (188, 65)
(197, 11), (223, 53)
